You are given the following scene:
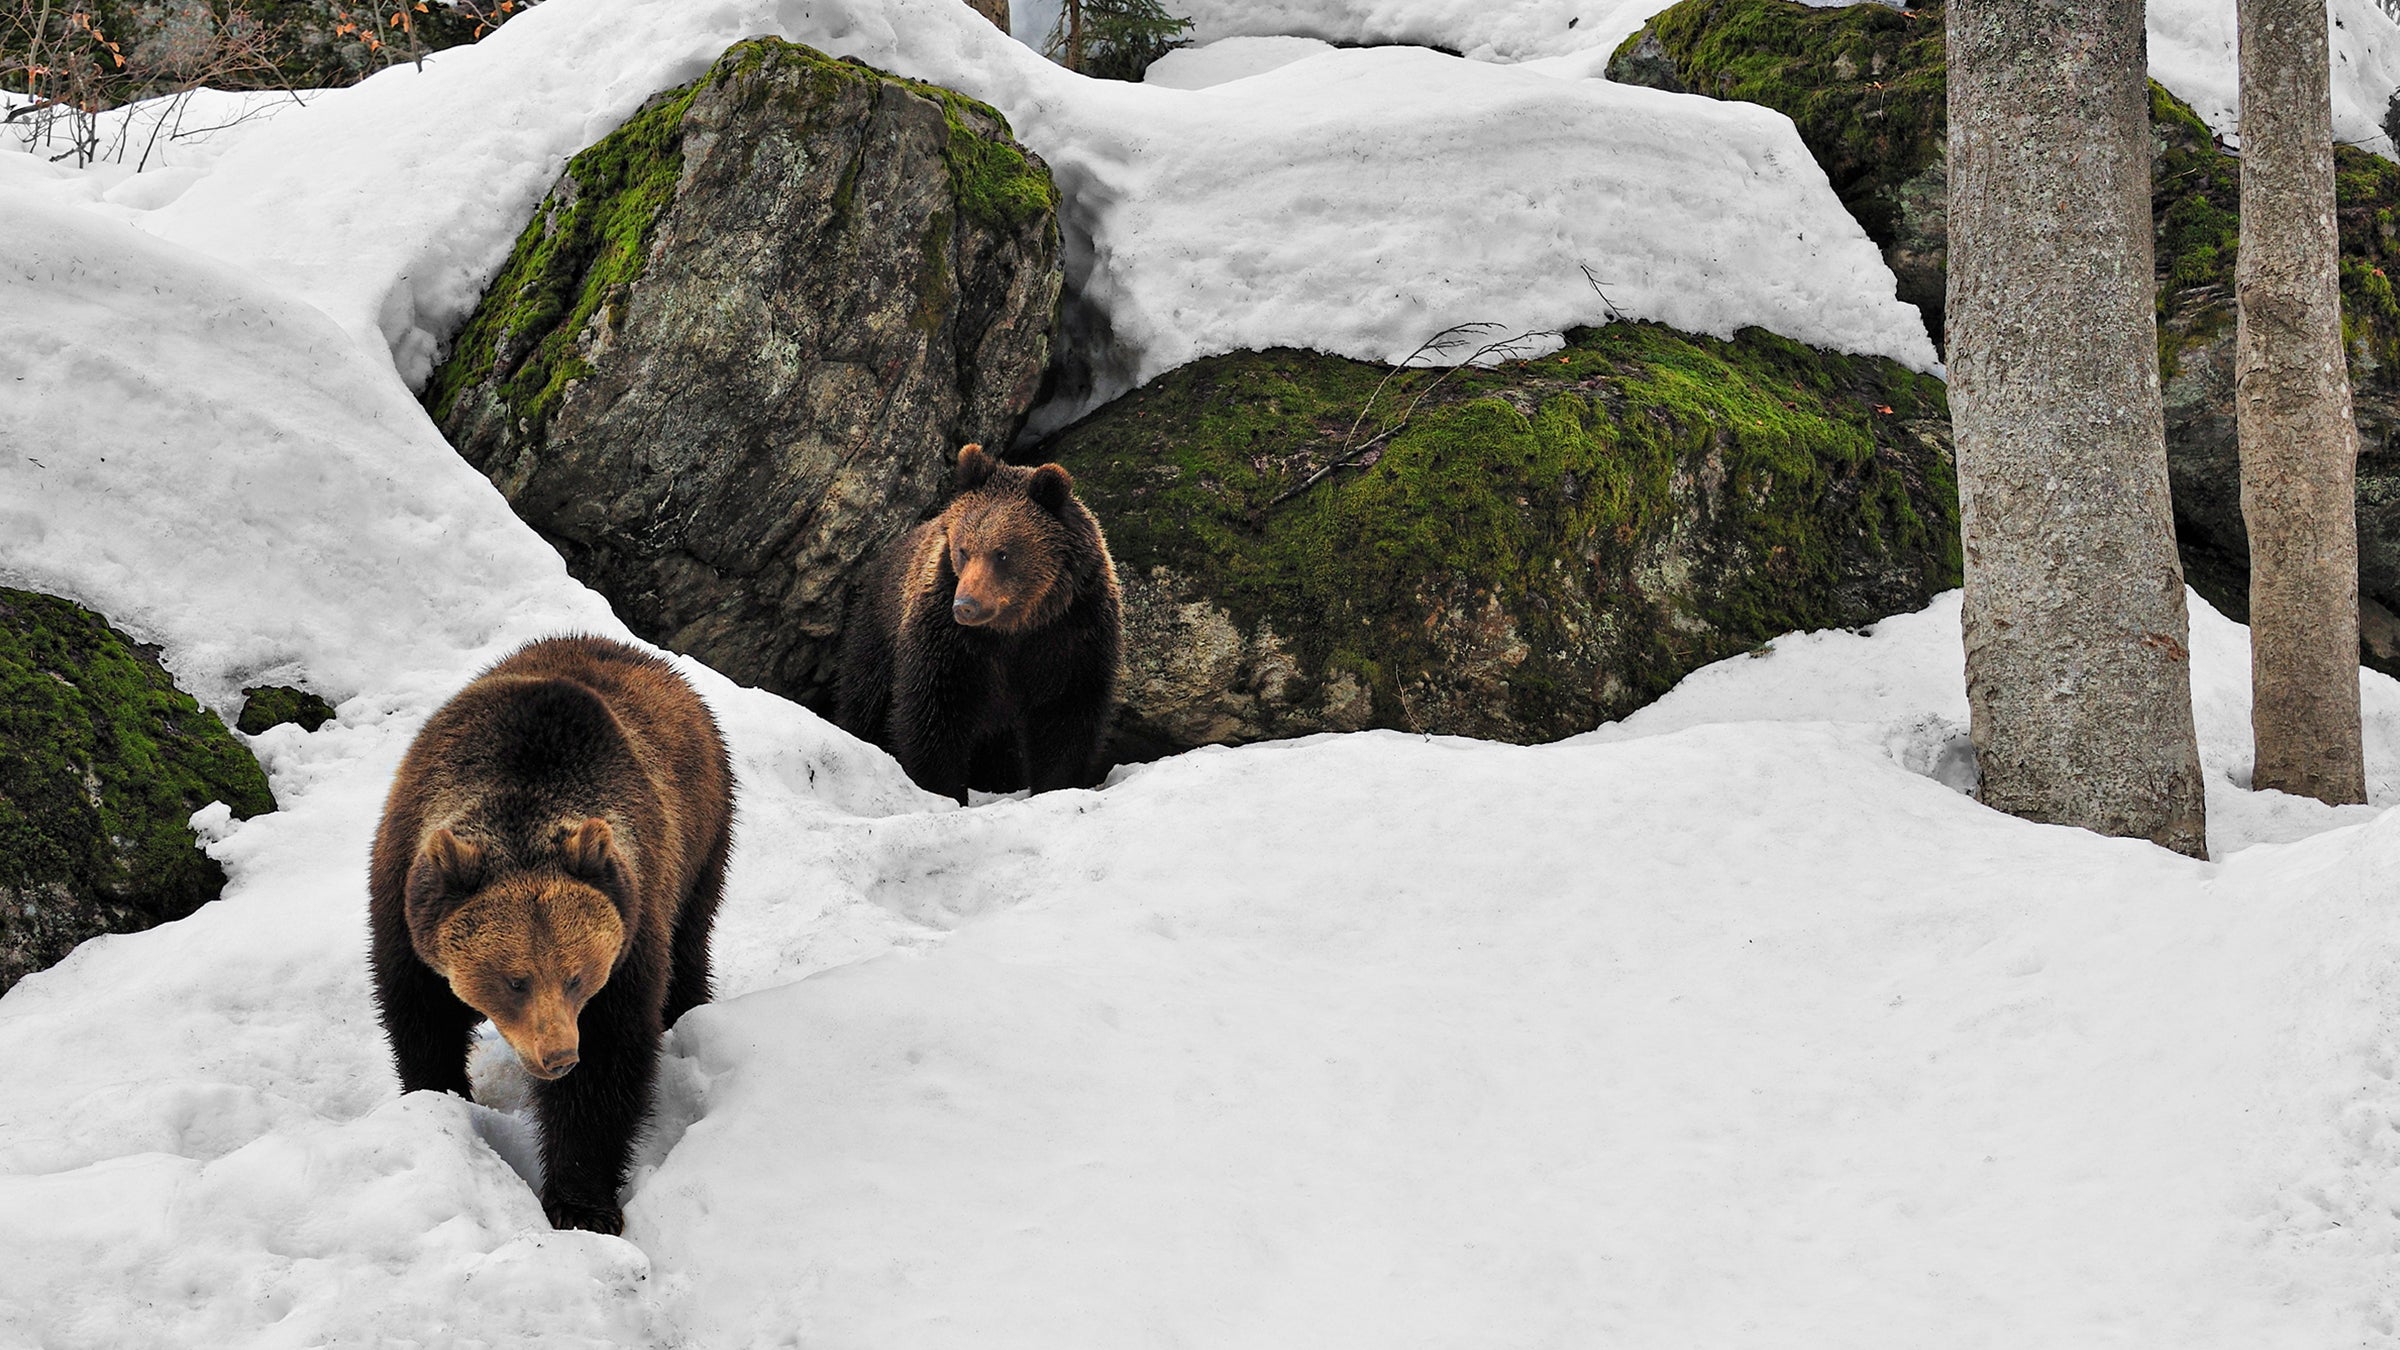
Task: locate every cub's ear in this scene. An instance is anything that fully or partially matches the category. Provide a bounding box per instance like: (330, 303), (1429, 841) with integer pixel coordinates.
(404, 828), (483, 917)
(1027, 463), (1074, 514)
(560, 817), (621, 884)
(955, 443), (995, 490)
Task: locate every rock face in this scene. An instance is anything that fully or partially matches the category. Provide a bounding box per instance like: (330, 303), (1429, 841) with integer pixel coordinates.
(0, 588), (275, 994)
(1042, 323), (1961, 757)
(427, 38), (1064, 707)
(1613, 0), (2400, 671)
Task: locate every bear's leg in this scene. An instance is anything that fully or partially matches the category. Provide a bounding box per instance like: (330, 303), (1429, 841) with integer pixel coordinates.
(893, 640), (982, 805)
(374, 939), (478, 1097)
(1022, 694), (1112, 794)
(661, 822), (730, 1028)
(532, 973), (663, 1236)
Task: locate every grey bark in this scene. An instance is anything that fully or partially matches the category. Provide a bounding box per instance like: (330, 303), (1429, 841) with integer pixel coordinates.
(1947, 0), (2208, 855)
(965, 0), (1011, 32)
(2237, 0), (2367, 804)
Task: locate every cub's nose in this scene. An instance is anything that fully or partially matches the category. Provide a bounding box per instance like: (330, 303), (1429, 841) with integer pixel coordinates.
(952, 594), (988, 625)
(539, 1048), (579, 1077)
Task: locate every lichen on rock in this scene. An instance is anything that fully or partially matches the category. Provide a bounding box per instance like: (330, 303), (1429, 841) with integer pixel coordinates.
(428, 37), (1064, 706)
(0, 588), (275, 993)
(1044, 323), (1960, 757)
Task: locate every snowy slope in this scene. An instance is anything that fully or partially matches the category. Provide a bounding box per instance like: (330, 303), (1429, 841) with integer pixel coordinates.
(112, 0), (1933, 428)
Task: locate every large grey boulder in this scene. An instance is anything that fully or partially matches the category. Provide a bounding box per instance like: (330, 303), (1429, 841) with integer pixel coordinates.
(427, 38), (1064, 705)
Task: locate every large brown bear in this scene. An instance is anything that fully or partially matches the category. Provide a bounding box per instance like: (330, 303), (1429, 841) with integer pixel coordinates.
(367, 635), (733, 1235)
(837, 443), (1122, 804)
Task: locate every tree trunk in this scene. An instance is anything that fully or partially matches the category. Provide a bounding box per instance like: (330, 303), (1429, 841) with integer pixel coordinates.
(1947, 0), (2209, 856)
(2238, 0), (2367, 804)
(964, 0), (1012, 33)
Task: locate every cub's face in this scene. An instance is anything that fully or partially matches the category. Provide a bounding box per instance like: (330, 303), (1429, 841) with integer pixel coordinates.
(432, 875), (624, 1080)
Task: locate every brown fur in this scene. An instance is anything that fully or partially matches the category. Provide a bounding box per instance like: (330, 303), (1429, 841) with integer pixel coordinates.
(837, 444), (1123, 803)
(367, 635), (733, 1233)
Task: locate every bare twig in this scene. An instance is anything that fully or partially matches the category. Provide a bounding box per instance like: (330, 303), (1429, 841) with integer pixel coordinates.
(1579, 262), (1630, 323)
(1265, 325), (1561, 509)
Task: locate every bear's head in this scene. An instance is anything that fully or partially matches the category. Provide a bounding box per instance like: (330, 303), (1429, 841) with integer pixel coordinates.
(403, 819), (630, 1080)
(943, 443), (1083, 634)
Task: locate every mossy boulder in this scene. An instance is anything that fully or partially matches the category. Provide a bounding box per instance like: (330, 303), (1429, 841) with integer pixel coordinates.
(427, 37), (1064, 706)
(235, 685), (336, 735)
(0, 588), (275, 994)
(1042, 323), (1960, 755)
(1613, 0), (2400, 671)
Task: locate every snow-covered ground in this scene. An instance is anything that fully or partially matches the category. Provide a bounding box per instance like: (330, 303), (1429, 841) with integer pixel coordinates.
(8, 0), (2400, 1343)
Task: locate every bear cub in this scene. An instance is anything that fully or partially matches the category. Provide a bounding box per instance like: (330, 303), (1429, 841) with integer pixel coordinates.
(367, 635), (733, 1235)
(838, 443), (1122, 804)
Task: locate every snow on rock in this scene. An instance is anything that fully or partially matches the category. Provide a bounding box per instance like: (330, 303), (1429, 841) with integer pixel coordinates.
(127, 0), (1934, 422)
(2149, 0), (2400, 157)
(1140, 34), (1336, 88)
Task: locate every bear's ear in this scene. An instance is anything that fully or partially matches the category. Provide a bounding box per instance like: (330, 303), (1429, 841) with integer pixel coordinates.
(560, 817), (619, 884)
(955, 443), (995, 490)
(1027, 463), (1074, 515)
(405, 828), (484, 917)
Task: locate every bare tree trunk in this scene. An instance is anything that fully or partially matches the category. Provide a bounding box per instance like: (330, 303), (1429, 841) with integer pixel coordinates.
(1947, 0), (2209, 856)
(964, 0), (1012, 33)
(2238, 0), (2367, 804)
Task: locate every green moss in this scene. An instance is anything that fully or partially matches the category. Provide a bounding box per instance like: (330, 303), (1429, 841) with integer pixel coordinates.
(425, 38), (1059, 438)
(1049, 324), (1958, 735)
(0, 589), (274, 987)
(1614, 0), (1947, 248)
(1621, 0), (2400, 386)
(423, 77), (700, 435)
(235, 685), (336, 736)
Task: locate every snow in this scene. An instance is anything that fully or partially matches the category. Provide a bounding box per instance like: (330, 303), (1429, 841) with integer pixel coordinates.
(2148, 0), (2400, 157)
(8, 0), (2400, 1342)
(96, 0), (1934, 428)
(1141, 34), (1336, 88)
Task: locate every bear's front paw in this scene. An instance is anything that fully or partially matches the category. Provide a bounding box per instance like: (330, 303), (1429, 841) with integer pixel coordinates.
(542, 1191), (625, 1236)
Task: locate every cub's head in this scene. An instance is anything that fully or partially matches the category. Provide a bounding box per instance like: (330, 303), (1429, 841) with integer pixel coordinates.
(403, 819), (630, 1080)
(942, 443), (1083, 634)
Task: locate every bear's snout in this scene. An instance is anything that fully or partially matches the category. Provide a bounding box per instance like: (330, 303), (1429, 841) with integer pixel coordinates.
(952, 592), (991, 626)
(533, 1047), (579, 1078)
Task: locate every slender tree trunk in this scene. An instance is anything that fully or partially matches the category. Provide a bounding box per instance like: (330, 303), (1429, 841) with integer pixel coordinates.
(2238, 0), (2367, 804)
(1947, 0), (2209, 856)
(964, 0), (1012, 33)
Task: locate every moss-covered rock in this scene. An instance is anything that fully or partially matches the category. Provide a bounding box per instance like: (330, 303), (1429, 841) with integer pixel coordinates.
(428, 37), (1063, 705)
(1614, 0), (2400, 671)
(0, 588), (275, 994)
(1609, 0), (1949, 340)
(1043, 323), (1960, 755)
(235, 685), (336, 736)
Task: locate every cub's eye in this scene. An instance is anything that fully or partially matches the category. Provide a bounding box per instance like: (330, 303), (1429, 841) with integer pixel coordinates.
(994, 548), (1009, 565)
(564, 975), (582, 997)
(505, 976), (529, 995)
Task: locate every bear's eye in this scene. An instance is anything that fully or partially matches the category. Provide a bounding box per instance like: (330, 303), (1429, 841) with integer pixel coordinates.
(564, 974), (582, 997)
(505, 975), (529, 996)
(994, 548), (1009, 566)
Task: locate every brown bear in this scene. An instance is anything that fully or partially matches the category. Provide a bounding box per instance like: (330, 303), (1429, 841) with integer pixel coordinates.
(837, 443), (1122, 804)
(367, 635), (733, 1235)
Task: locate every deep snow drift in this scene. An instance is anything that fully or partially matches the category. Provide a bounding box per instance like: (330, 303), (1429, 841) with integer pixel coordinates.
(75, 0), (1934, 431)
(7, 0), (2400, 1343)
